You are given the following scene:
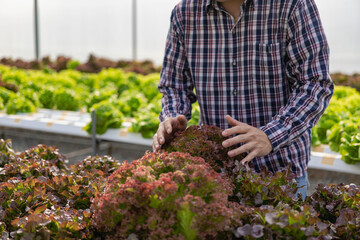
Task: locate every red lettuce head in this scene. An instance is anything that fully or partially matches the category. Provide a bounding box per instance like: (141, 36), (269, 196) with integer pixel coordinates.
(91, 151), (235, 240)
(162, 125), (246, 181)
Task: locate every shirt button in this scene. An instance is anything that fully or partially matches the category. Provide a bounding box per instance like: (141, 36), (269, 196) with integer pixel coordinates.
(233, 88), (238, 96)
(232, 60), (237, 66)
(232, 29), (235, 34)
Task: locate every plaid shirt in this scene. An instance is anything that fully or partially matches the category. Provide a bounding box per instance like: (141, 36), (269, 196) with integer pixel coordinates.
(159, 0), (334, 177)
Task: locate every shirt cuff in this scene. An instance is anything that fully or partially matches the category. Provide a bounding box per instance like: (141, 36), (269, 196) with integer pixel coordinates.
(159, 112), (191, 122)
(259, 120), (289, 152)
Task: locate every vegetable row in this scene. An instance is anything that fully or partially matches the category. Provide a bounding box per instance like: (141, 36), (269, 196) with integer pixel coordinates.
(312, 86), (360, 164)
(0, 55), (162, 75)
(1, 125), (359, 239)
(2, 56), (359, 92)
(0, 64), (199, 138)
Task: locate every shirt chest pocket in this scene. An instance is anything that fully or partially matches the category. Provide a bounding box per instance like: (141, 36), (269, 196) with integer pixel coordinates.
(252, 42), (283, 86)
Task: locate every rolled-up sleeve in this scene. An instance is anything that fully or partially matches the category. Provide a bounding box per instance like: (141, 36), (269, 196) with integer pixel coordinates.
(259, 0), (334, 151)
(158, 6), (196, 122)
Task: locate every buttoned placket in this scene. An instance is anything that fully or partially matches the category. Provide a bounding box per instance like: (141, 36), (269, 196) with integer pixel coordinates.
(231, 8), (244, 98)
(214, 1), (247, 98)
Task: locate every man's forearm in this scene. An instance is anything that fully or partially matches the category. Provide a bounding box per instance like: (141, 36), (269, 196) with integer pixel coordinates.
(259, 78), (333, 151)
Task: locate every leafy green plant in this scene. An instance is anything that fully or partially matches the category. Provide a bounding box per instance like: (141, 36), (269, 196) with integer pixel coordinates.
(84, 99), (123, 134)
(312, 86), (359, 145)
(0, 65), (163, 137)
(312, 86), (360, 164)
(5, 94), (36, 114)
(117, 90), (146, 117)
(1, 68), (27, 85)
(0, 66), (161, 138)
(67, 60), (80, 70)
(0, 87), (16, 105)
(129, 103), (161, 138)
(39, 87), (56, 109)
(20, 88), (40, 107)
(85, 87), (117, 111)
(54, 89), (80, 111)
(340, 132), (360, 164)
(138, 73), (161, 101)
(188, 102), (200, 126)
(130, 111), (159, 139)
(0, 97), (4, 110)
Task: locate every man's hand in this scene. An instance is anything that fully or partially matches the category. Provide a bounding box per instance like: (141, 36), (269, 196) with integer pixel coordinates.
(222, 115), (272, 164)
(152, 115), (188, 152)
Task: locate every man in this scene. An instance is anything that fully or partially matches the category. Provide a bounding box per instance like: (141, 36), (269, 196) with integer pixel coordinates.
(153, 0), (334, 199)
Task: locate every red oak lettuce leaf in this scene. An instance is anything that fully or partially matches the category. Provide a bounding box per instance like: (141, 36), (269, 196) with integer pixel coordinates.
(91, 151), (235, 240)
(162, 125), (246, 182)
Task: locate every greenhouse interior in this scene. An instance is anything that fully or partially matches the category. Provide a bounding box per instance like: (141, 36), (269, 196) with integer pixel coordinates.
(0, 0), (359, 239)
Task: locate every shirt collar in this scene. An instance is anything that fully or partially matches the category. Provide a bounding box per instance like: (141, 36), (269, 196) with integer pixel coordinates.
(206, 0), (256, 14)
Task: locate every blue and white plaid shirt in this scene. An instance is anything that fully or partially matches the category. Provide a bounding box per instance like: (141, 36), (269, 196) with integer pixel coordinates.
(159, 0), (334, 177)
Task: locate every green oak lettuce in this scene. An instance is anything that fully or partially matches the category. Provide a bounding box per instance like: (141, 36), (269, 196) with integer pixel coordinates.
(84, 99), (123, 135)
(312, 86), (360, 164)
(5, 94), (36, 114)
